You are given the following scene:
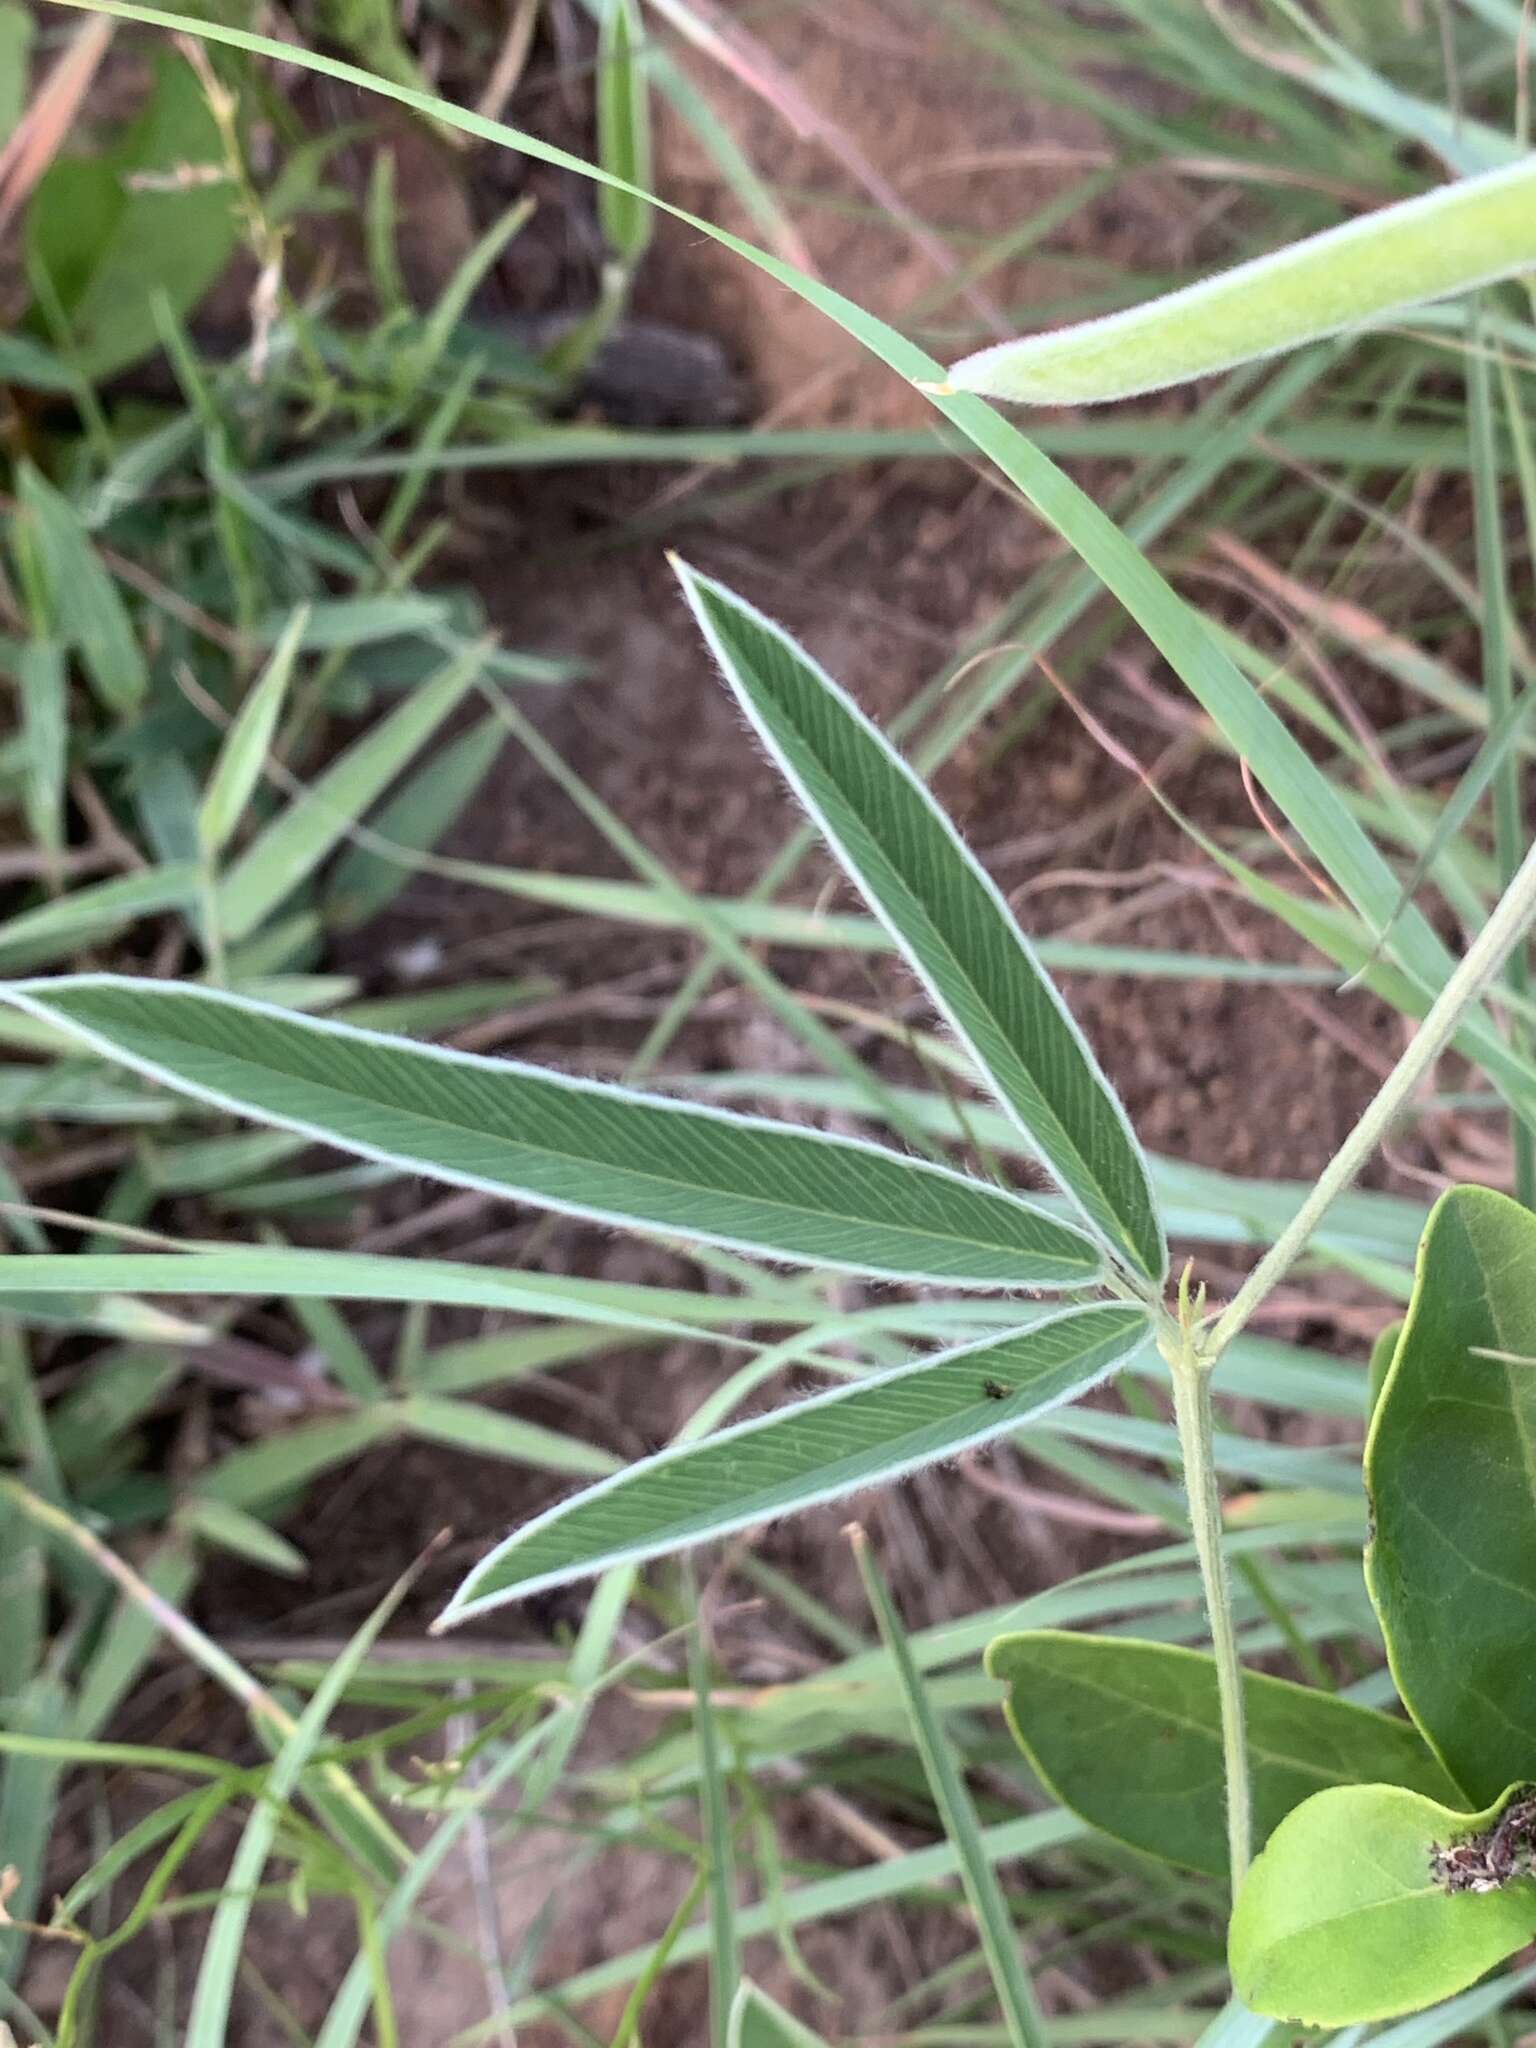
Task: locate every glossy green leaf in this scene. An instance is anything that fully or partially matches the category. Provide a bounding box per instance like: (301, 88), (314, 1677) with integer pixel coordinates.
(216, 645), (485, 941)
(0, 978), (1099, 1289)
(440, 1305), (1148, 1622)
(1230, 1783), (1536, 2026)
(14, 462), (147, 712)
(677, 562), (1163, 1286)
(1366, 1185), (1536, 1805)
(987, 1631), (1462, 1878)
(946, 157), (1536, 405)
(198, 607), (309, 856)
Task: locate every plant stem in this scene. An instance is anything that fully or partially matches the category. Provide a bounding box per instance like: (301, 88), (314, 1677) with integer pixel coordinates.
(1165, 1332), (1250, 1890)
(1468, 302), (1534, 1208)
(1208, 829), (1536, 1356)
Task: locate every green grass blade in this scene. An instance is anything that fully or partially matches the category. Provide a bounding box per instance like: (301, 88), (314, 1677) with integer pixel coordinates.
(398, 1392), (620, 1477)
(179, 1496), (307, 1577)
(0, 0), (32, 147)
(0, 864), (201, 974)
(688, 1561), (739, 2046)
(855, 1533), (1048, 2048)
(184, 1542), (436, 2046)
(509, 1809), (1082, 2024)
(16, 640), (66, 863)
(0, 1678), (69, 1985)
(1468, 302), (1532, 1204)
(597, 0), (653, 266)
(198, 607), (310, 857)
(1, 977), (1100, 1289)
(216, 643), (486, 941)
(14, 461), (148, 713)
(0, 1246), (820, 1338)
(677, 560), (1164, 1285)
(727, 1983), (829, 2047)
(438, 1306), (1149, 1621)
(324, 715), (506, 930)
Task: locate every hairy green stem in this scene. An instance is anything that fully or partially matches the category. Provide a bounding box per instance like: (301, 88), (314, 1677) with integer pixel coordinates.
(1209, 830), (1536, 1356)
(1165, 1331), (1251, 1889)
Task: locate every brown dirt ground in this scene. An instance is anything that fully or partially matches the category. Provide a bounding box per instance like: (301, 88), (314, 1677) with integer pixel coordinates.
(23, 4), (1495, 2042)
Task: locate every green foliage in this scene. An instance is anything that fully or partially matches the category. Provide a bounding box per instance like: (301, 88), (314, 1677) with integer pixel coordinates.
(7, 0), (1536, 2038)
(678, 564), (1165, 1285)
(13, 463), (147, 713)
(597, 0), (653, 268)
(945, 157), (1536, 406)
(2, 975), (1101, 1287)
(1230, 1783), (1536, 2026)
(25, 53), (240, 382)
(1366, 1186), (1536, 1805)
(443, 1307), (1149, 1619)
(729, 1983), (829, 2048)
(988, 1631), (1461, 1876)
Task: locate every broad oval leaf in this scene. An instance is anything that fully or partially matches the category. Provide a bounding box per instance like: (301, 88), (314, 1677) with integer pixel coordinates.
(987, 1630), (1462, 1878)
(676, 562), (1163, 1286)
(439, 1304), (1149, 1623)
(1366, 1185), (1536, 1805)
(0, 977), (1099, 1290)
(946, 156), (1536, 406)
(1230, 1782), (1536, 2026)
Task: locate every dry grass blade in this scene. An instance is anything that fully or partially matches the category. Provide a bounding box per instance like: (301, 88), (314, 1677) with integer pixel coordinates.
(0, 14), (113, 233)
